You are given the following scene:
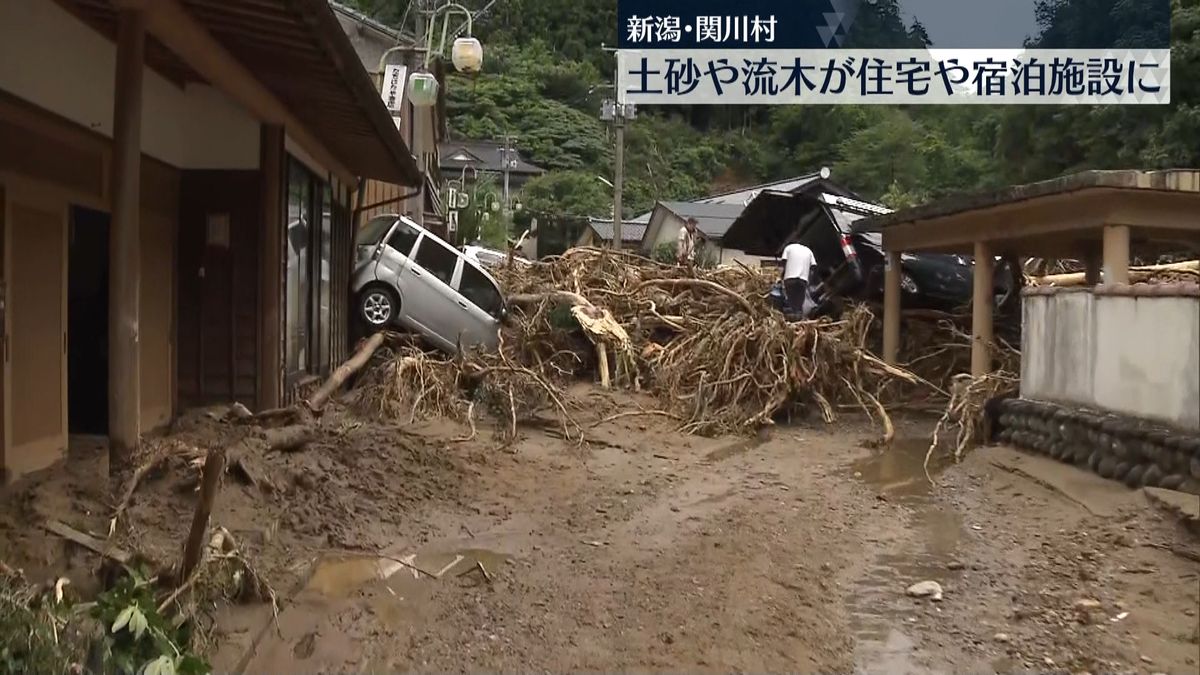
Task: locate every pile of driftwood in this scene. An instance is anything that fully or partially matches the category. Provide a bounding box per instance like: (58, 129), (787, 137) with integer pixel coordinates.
(353, 247), (928, 440)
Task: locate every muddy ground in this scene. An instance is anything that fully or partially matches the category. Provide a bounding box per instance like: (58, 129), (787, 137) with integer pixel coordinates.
(1, 388), (1197, 674)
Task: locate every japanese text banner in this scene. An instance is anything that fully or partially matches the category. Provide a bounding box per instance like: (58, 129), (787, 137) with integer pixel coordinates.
(616, 49), (1171, 105)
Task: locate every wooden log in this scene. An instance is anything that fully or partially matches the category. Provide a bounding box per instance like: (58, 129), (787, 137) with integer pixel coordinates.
(597, 343), (610, 389)
(633, 278), (755, 315)
(44, 520), (132, 565)
(180, 447), (226, 584)
(507, 291), (593, 309)
(306, 332), (386, 411)
(1033, 260), (1199, 287)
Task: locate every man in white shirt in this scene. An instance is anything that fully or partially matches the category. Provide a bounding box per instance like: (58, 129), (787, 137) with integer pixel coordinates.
(676, 217), (698, 269)
(780, 240), (816, 316)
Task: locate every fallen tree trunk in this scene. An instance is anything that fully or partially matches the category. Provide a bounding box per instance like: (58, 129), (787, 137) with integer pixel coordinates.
(307, 331), (387, 410)
(633, 278), (755, 315)
(1033, 260), (1199, 287)
(507, 291), (593, 309)
(253, 332), (389, 424)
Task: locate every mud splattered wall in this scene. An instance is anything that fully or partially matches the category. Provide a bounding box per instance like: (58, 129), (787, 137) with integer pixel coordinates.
(1022, 287), (1200, 431)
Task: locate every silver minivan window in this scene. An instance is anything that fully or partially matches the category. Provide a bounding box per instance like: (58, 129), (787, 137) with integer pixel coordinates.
(412, 235), (459, 286)
(357, 215), (396, 247)
(458, 263), (504, 318)
(386, 220), (421, 257)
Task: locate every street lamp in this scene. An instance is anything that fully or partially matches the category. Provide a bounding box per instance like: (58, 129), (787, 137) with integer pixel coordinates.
(407, 2), (483, 108)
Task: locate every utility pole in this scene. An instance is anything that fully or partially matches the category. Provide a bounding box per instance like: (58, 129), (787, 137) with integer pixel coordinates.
(612, 116), (624, 249)
(500, 134), (516, 213)
(600, 99), (634, 249)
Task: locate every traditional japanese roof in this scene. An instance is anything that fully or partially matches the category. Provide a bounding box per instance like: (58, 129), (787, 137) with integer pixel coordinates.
(585, 218), (647, 244)
(655, 201), (747, 239)
(439, 140), (545, 176)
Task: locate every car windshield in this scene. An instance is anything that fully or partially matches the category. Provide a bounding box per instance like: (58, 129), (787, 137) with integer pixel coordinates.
(356, 216), (396, 247)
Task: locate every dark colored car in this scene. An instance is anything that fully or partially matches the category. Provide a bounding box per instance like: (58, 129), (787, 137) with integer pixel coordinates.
(794, 197), (1015, 312)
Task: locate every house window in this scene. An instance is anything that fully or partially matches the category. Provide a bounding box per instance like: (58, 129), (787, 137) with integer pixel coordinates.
(285, 157), (340, 382)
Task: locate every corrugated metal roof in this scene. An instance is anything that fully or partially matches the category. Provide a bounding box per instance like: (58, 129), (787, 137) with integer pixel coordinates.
(658, 201), (746, 239)
(588, 219), (647, 243)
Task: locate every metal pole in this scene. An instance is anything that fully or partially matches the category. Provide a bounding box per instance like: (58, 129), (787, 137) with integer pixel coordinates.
(613, 114), (624, 250)
(502, 136), (511, 212)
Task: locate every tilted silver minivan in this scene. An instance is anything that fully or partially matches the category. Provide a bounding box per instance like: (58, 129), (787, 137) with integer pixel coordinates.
(351, 214), (506, 353)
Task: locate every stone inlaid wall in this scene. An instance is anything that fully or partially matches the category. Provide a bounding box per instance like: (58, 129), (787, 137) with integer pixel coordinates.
(991, 397), (1200, 496)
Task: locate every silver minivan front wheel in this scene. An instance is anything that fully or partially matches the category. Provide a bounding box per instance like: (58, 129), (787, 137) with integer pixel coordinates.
(359, 287), (396, 327)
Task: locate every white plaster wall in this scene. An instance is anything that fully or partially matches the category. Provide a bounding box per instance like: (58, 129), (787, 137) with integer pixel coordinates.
(0, 0), (259, 169)
(1022, 292), (1200, 431)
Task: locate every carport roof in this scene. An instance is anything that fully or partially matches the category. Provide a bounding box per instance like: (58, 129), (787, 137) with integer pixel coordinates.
(855, 170), (1200, 256)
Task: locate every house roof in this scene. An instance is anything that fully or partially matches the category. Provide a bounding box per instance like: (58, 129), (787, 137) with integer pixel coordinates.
(858, 169), (1200, 233)
(329, 0), (415, 50)
(657, 201), (747, 239)
(59, 0), (421, 185)
(439, 140), (545, 175)
(723, 191), (892, 256)
(630, 169), (855, 223)
(586, 218), (647, 243)
(695, 168), (838, 206)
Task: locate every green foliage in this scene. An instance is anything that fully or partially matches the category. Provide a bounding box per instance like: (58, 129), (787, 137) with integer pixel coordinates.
(651, 242), (717, 269)
(0, 573), (84, 674)
(454, 175), (512, 248)
(91, 570), (208, 675)
(0, 567), (207, 675)
(520, 171), (613, 219)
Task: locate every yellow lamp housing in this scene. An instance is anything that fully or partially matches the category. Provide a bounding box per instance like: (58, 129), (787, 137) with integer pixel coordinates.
(451, 37), (483, 74)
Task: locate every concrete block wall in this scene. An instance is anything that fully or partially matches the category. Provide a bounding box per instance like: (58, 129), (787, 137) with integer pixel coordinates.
(1021, 285), (1200, 432)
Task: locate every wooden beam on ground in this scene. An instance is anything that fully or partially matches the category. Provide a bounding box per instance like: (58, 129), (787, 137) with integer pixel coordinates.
(971, 241), (994, 377)
(882, 250), (901, 365)
(137, 0), (355, 186)
(44, 520), (133, 565)
(109, 8), (146, 473)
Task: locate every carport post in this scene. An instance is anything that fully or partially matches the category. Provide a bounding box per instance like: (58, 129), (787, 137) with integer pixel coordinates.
(1102, 225), (1131, 284)
(109, 6), (146, 473)
(882, 250), (901, 365)
(971, 241), (994, 377)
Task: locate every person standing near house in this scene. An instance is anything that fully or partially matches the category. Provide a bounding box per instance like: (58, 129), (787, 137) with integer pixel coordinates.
(780, 239), (816, 316)
(676, 217), (698, 269)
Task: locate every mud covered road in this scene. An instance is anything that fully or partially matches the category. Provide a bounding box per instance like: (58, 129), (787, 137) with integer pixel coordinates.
(215, 401), (1199, 674)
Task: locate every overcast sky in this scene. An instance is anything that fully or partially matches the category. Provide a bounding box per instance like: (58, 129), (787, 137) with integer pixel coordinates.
(896, 0), (1041, 48)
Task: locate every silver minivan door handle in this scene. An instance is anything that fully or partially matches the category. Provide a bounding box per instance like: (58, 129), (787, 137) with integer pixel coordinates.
(409, 267), (422, 277)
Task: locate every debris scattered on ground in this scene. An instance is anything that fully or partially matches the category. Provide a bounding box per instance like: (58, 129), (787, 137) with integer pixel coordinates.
(906, 580), (944, 601)
(354, 248), (938, 441)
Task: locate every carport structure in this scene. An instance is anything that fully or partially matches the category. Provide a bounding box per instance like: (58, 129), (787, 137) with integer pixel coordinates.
(858, 170), (1200, 376)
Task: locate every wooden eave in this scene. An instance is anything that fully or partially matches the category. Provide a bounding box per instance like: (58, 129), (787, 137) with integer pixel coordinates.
(55, 0), (421, 186)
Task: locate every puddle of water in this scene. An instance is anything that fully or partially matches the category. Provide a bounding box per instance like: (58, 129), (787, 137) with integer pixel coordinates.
(846, 437), (964, 674)
(704, 436), (765, 462)
(303, 548), (509, 598)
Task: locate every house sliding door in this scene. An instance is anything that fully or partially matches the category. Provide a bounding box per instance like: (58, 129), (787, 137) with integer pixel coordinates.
(283, 158), (347, 386)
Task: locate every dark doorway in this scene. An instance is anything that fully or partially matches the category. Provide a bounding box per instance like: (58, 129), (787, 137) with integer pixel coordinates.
(68, 206), (109, 435)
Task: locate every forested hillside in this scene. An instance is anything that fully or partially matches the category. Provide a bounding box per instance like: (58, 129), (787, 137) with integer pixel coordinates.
(349, 0), (1197, 224)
